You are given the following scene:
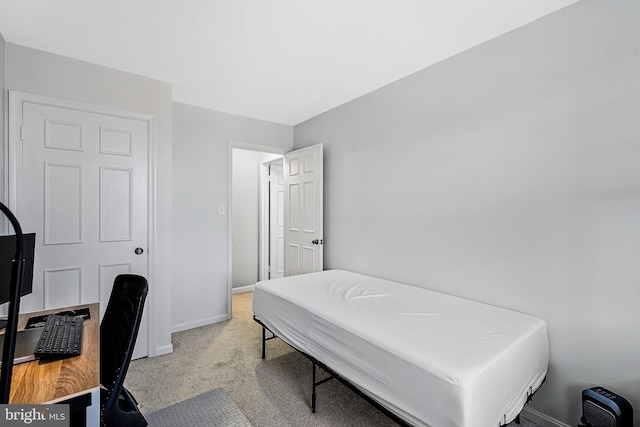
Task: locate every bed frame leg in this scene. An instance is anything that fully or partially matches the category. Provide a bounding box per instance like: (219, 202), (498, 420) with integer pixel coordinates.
(258, 322), (278, 359)
(312, 362), (317, 413)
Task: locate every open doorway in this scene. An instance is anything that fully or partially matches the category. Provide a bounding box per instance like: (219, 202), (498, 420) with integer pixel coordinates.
(227, 142), (323, 318)
(231, 149), (282, 292)
(228, 141), (288, 318)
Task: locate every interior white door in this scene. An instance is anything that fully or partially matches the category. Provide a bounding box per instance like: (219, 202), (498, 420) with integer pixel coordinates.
(269, 164), (284, 279)
(15, 97), (149, 358)
(283, 144), (323, 276)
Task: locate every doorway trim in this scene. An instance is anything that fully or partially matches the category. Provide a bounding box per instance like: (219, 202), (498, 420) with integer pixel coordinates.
(227, 140), (289, 319)
(6, 90), (160, 356)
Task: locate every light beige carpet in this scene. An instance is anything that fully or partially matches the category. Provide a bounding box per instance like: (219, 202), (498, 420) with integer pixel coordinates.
(126, 291), (538, 427)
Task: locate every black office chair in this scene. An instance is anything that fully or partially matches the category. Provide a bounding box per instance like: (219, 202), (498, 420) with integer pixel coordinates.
(100, 274), (149, 427)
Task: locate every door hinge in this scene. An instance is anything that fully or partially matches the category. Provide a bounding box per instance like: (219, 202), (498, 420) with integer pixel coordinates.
(20, 125), (24, 141)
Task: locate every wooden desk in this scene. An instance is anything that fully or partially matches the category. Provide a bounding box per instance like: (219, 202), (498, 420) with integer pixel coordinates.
(2, 303), (99, 425)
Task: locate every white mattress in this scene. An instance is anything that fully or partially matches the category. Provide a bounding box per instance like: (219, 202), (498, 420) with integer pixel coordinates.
(253, 270), (549, 427)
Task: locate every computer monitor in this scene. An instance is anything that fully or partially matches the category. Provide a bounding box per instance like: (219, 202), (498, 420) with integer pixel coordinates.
(0, 233), (35, 325)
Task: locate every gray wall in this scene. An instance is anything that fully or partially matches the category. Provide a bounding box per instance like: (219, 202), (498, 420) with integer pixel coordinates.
(4, 43), (175, 356)
(295, 0), (640, 424)
(1, 40), (294, 341)
(171, 102), (292, 332)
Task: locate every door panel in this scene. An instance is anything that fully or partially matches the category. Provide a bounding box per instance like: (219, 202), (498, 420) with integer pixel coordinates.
(100, 167), (134, 241)
(17, 99), (149, 358)
(283, 144), (323, 276)
(44, 164), (83, 244)
(44, 267), (82, 308)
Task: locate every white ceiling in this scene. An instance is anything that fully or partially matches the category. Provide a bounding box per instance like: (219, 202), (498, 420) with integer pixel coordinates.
(0, 0), (580, 125)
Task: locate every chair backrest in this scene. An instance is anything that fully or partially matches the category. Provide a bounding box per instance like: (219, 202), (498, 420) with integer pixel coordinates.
(100, 274), (148, 410)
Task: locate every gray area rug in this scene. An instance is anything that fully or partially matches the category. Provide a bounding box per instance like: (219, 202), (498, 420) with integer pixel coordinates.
(146, 388), (253, 427)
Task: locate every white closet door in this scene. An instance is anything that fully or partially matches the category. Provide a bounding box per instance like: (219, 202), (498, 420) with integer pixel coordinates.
(14, 95), (149, 358)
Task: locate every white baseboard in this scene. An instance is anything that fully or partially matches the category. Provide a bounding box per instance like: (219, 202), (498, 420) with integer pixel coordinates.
(171, 313), (229, 334)
(522, 407), (571, 427)
(169, 286), (254, 336)
(153, 343), (174, 357)
(232, 284), (256, 294)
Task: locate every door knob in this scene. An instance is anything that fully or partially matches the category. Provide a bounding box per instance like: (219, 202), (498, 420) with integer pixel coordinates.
(134, 247), (144, 255)
(311, 239), (324, 245)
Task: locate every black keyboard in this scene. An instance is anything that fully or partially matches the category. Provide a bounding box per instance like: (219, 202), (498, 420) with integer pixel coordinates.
(34, 314), (84, 358)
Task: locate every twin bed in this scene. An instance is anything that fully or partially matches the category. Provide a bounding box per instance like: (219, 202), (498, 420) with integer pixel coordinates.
(253, 270), (549, 427)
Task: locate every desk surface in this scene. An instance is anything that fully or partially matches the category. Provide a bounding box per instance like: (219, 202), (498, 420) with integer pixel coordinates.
(2, 303), (99, 404)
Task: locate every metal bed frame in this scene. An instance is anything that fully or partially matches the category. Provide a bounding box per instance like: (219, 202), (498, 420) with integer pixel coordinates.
(255, 316), (531, 427)
(255, 316), (411, 426)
